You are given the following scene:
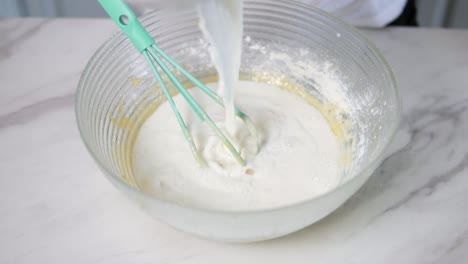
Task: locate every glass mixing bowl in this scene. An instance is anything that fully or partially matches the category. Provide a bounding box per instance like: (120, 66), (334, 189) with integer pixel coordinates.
(76, 0), (400, 242)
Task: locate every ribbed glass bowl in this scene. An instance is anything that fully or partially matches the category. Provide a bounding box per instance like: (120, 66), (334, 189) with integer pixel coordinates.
(76, 0), (400, 242)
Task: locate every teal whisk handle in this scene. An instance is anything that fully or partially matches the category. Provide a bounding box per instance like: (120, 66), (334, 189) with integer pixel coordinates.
(98, 0), (155, 52)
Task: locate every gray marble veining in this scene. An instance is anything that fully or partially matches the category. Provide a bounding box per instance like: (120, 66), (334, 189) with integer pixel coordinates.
(1, 19), (468, 263)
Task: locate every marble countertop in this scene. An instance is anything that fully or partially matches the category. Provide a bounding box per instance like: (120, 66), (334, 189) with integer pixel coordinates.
(1, 18), (468, 264)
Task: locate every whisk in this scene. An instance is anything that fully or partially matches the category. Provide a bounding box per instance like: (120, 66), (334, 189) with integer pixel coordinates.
(99, 0), (256, 166)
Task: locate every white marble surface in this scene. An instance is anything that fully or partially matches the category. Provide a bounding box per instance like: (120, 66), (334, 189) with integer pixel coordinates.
(1, 18), (468, 263)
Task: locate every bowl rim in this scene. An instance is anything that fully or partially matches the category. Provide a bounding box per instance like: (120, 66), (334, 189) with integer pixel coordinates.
(75, 0), (401, 215)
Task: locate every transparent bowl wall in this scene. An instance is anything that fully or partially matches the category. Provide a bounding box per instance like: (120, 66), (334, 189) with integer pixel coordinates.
(76, 0), (399, 242)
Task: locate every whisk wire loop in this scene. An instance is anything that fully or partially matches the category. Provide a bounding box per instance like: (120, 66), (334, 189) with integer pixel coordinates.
(146, 46), (246, 166)
(150, 45), (258, 153)
(143, 51), (207, 166)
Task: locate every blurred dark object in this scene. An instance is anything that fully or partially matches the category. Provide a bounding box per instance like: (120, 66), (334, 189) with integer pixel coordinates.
(389, 0), (418, 26)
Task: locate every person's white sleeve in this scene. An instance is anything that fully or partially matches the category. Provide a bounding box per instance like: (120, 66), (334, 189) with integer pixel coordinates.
(296, 0), (408, 27)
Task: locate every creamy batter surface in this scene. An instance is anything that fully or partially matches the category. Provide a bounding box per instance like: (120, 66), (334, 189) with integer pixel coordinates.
(132, 81), (343, 211)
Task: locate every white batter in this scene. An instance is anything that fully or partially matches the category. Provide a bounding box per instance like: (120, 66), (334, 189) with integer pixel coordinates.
(132, 81), (342, 211)
(131, 0), (343, 211)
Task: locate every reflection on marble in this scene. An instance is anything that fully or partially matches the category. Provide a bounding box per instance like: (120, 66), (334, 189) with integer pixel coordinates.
(1, 19), (468, 263)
